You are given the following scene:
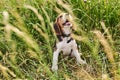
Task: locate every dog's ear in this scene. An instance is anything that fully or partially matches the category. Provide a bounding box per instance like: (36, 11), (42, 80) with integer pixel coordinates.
(54, 22), (61, 35)
(54, 20), (63, 41)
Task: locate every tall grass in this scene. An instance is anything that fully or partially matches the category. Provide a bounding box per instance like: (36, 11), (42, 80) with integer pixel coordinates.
(0, 0), (120, 79)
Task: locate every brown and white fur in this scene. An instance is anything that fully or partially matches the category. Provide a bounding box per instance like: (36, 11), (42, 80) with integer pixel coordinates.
(52, 13), (86, 71)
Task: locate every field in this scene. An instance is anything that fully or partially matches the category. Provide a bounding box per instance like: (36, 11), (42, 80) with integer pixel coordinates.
(0, 0), (120, 80)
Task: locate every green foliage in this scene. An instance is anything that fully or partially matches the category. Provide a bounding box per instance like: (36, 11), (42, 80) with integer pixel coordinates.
(0, 0), (120, 79)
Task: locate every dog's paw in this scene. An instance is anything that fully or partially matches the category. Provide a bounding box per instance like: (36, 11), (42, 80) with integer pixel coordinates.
(51, 66), (58, 71)
(77, 60), (87, 65)
(81, 60), (87, 64)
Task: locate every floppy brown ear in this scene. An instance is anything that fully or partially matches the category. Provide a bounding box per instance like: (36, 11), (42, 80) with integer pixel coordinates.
(54, 21), (63, 41)
(54, 22), (61, 35)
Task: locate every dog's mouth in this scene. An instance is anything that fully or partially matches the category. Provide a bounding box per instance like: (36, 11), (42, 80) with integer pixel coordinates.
(62, 20), (71, 26)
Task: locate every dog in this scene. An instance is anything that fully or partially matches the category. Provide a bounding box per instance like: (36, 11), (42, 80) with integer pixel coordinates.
(52, 13), (86, 71)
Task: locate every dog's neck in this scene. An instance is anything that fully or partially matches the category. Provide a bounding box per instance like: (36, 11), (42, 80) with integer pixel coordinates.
(62, 33), (71, 37)
(62, 36), (73, 43)
(57, 28), (72, 42)
(56, 31), (72, 44)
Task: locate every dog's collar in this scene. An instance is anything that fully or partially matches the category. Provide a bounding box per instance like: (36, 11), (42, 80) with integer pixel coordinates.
(57, 33), (72, 42)
(62, 33), (71, 37)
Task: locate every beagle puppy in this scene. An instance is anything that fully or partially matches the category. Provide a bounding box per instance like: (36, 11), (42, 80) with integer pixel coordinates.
(52, 13), (86, 71)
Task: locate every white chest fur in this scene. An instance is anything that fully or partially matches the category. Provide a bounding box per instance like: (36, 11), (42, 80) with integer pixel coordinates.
(56, 37), (76, 55)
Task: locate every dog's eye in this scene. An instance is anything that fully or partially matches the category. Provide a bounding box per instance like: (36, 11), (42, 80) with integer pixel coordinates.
(59, 15), (62, 18)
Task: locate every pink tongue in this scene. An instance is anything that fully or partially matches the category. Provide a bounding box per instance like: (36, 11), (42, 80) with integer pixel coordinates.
(66, 22), (71, 25)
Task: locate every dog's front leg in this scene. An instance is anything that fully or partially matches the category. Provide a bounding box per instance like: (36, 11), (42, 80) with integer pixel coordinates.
(52, 49), (60, 71)
(72, 40), (86, 64)
(73, 49), (86, 64)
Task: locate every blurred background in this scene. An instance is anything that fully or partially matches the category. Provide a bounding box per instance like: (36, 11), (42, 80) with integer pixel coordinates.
(0, 0), (120, 79)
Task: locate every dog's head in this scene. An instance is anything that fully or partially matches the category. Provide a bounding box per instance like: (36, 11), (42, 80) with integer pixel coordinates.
(54, 13), (73, 36)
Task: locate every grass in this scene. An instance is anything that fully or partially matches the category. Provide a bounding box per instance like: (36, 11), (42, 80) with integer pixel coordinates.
(0, 0), (120, 79)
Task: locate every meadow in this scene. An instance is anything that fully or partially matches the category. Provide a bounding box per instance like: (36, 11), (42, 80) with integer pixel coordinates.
(0, 0), (120, 79)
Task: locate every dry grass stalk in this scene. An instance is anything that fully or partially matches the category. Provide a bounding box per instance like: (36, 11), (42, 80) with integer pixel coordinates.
(64, 74), (71, 80)
(57, 0), (73, 15)
(102, 74), (110, 80)
(71, 33), (85, 41)
(93, 30), (116, 79)
(100, 21), (113, 46)
(73, 68), (94, 80)
(6, 24), (40, 52)
(25, 5), (45, 28)
(0, 64), (16, 78)
(33, 25), (48, 39)
(3, 11), (40, 54)
(0, 51), (3, 57)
